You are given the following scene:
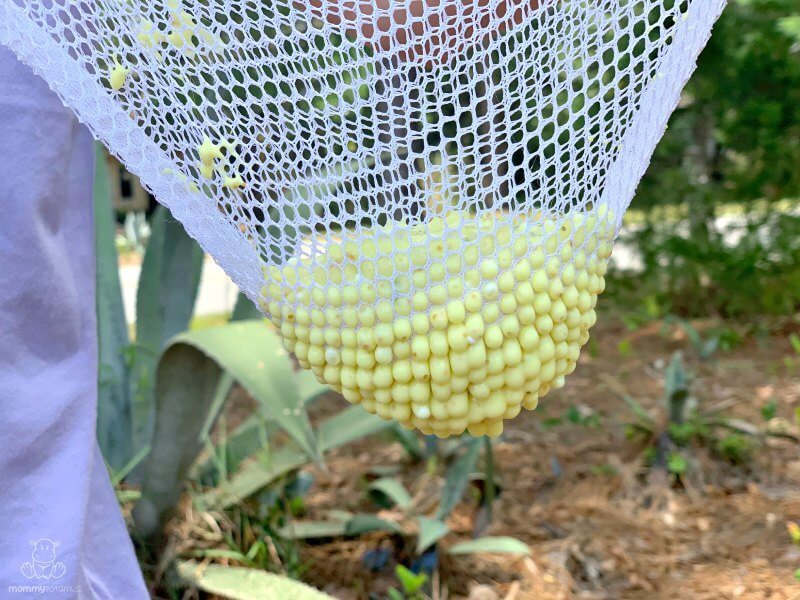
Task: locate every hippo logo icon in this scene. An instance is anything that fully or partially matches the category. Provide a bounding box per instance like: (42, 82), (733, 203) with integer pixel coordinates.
(20, 539), (66, 580)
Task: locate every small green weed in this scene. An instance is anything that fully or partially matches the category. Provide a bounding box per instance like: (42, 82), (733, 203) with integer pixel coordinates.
(618, 351), (782, 480)
(761, 399), (778, 421)
(388, 565), (428, 600)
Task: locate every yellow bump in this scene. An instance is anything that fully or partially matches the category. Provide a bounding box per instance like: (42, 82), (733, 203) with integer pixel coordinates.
(109, 59), (130, 91)
(448, 393), (469, 418)
(482, 302), (500, 324)
(392, 383), (411, 404)
(430, 357), (451, 383)
(546, 257), (561, 278)
(499, 294), (518, 315)
(518, 304), (535, 325)
(515, 281), (535, 306)
(412, 291), (428, 312)
(307, 346), (325, 367)
(464, 290), (482, 313)
(551, 300), (568, 323)
(393, 341), (411, 359)
(529, 247), (545, 269)
(412, 270), (428, 288)
(467, 399), (484, 423)
(535, 314), (554, 335)
(447, 325), (469, 353)
(396, 297), (412, 317)
(356, 349), (375, 369)
(467, 421), (487, 437)
(578, 290), (592, 312)
(446, 300), (466, 324)
(311, 287), (326, 306)
(465, 314), (485, 340)
(565, 308), (582, 330)
(340, 366), (357, 389)
(500, 315), (520, 338)
(482, 282), (499, 301)
(375, 300), (393, 323)
(531, 270), (549, 293)
(429, 306), (448, 330)
(505, 364), (526, 390)
(373, 365), (393, 388)
(479, 236), (496, 257)
(411, 336), (431, 361)
(431, 382), (451, 401)
(411, 360), (431, 381)
(502, 339), (522, 367)
(429, 263), (446, 283)
(356, 368), (375, 391)
(223, 175), (245, 189)
(450, 375), (469, 393)
(137, 19), (165, 49)
(198, 136), (224, 165)
(551, 323), (569, 343)
(356, 328), (375, 350)
(375, 346), (393, 365)
(198, 163), (215, 179)
(326, 309), (342, 328)
(410, 247), (427, 267)
(470, 383), (490, 400)
(359, 283), (377, 304)
(323, 364), (341, 385)
(412, 314), (430, 335)
(198, 27), (223, 49)
(410, 381), (429, 403)
(513, 237), (529, 258)
(394, 318), (412, 340)
(465, 341), (486, 369)
(562, 287), (579, 309)
(538, 337), (556, 362)
(573, 250), (587, 271)
(309, 327), (324, 346)
(514, 261), (532, 282)
(498, 272), (515, 294)
(429, 284), (447, 305)
(549, 278), (564, 300)
(540, 361), (556, 384)
(480, 259), (499, 280)
(447, 277), (464, 299)
(483, 391), (506, 419)
(522, 392), (539, 410)
(430, 331), (449, 357)
(340, 308), (357, 329)
(374, 324), (394, 346)
(445, 255), (462, 274)
(519, 326), (540, 351)
(533, 293), (551, 315)
(484, 325), (503, 349)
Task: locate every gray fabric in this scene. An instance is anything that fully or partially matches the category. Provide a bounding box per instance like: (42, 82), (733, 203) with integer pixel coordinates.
(0, 46), (147, 598)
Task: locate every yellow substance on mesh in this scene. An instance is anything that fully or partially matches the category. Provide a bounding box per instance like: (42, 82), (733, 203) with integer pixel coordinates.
(109, 59), (130, 91)
(260, 207), (614, 439)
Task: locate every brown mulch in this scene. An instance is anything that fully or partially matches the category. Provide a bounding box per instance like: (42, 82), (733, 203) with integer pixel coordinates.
(154, 314), (800, 600)
(293, 317), (800, 600)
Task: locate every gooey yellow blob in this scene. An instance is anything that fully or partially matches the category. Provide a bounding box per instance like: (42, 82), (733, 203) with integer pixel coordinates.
(260, 206), (615, 439)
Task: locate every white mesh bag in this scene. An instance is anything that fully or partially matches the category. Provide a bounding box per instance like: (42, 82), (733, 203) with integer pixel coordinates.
(0, 0), (725, 438)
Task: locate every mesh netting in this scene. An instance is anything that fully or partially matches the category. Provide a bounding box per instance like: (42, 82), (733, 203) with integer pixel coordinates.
(0, 0), (725, 437)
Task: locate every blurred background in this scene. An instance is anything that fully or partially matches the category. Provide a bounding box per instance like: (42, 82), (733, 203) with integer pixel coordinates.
(97, 1), (800, 598)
